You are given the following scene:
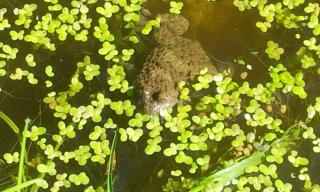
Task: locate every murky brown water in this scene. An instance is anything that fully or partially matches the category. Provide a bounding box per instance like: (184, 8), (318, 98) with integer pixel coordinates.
(0, 1), (318, 192)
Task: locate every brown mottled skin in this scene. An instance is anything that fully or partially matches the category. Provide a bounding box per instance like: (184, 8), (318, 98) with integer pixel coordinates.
(137, 13), (217, 114)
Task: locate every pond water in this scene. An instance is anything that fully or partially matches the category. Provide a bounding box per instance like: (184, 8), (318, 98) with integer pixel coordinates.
(0, 0), (319, 192)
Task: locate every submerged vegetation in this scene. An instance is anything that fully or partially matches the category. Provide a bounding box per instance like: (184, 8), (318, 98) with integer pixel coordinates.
(0, 0), (320, 191)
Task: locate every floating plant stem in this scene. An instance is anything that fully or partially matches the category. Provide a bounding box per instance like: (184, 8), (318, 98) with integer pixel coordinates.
(17, 118), (31, 191)
(106, 131), (117, 192)
(2, 179), (43, 192)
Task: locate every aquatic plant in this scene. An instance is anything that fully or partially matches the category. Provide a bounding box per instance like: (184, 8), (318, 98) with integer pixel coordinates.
(0, 0), (319, 192)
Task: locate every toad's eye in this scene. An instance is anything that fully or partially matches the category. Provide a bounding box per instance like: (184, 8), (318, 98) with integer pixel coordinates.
(152, 91), (161, 101)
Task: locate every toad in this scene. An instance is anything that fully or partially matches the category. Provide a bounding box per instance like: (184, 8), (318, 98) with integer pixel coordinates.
(137, 13), (217, 114)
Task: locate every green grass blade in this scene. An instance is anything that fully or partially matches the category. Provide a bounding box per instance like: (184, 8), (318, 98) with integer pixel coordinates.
(2, 179), (40, 192)
(106, 132), (117, 192)
(0, 111), (20, 135)
(189, 150), (265, 192)
(17, 118), (30, 191)
(189, 122), (302, 192)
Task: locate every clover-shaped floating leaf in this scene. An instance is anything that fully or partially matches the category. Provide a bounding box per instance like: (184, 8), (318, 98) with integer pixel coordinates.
(145, 136), (162, 155)
(283, 0), (305, 9)
(89, 126), (106, 140)
(107, 64), (133, 93)
(292, 86), (307, 99)
(119, 127), (143, 142)
(146, 116), (160, 130)
(169, 1), (184, 14)
(256, 21), (271, 32)
(128, 127), (143, 142)
(245, 165), (259, 174)
(110, 101), (124, 115)
(165, 116), (189, 133)
(26, 126), (46, 141)
(83, 63), (100, 81)
(189, 163), (199, 174)
(141, 17), (161, 35)
(24, 30), (56, 51)
(53, 173), (70, 190)
(94, 17), (114, 42)
(34, 179), (49, 189)
(312, 24), (320, 35)
(58, 121), (76, 139)
(74, 145), (92, 166)
(233, 0), (251, 11)
(74, 29), (88, 42)
(123, 12), (140, 22)
(59, 151), (76, 163)
(275, 180), (292, 192)
(121, 48), (134, 61)
(193, 73), (214, 91)
(110, 100), (136, 116)
(258, 164), (278, 178)
(196, 155), (210, 166)
(37, 162), (57, 176)
(231, 134), (247, 148)
(0, 60), (6, 76)
(1, 44), (19, 59)
(301, 54), (316, 69)
(52, 134), (63, 144)
(287, 150), (309, 167)
(176, 104), (192, 119)
(260, 4), (278, 22)
(177, 130), (192, 143)
(90, 140), (110, 164)
(119, 128), (128, 142)
(56, 24), (68, 41)
(306, 12), (319, 29)
(69, 172), (90, 186)
(265, 40), (284, 60)
(14, 4), (38, 28)
(128, 112), (149, 127)
(189, 134), (208, 151)
(307, 105), (316, 119)
(179, 85), (190, 101)
(44, 144), (62, 159)
(207, 121), (225, 141)
(129, 35), (139, 43)
(0, 8), (11, 30)
(170, 170), (182, 176)
(25, 53), (36, 67)
(163, 143), (179, 157)
(302, 37), (318, 50)
(266, 147), (287, 164)
(96, 2), (119, 18)
(3, 152), (19, 164)
(10, 30), (24, 40)
(103, 118), (117, 129)
(26, 73), (38, 84)
(312, 138), (320, 153)
(264, 132), (277, 141)
(45, 65), (55, 77)
(175, 151), (193, 165)
(37, 138), (47, 150)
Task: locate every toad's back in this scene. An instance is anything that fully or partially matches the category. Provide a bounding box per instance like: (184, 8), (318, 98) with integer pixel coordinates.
(137, 13), (217, 114)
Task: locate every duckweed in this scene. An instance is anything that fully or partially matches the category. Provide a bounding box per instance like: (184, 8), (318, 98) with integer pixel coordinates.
(0, 0), (320, 192)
